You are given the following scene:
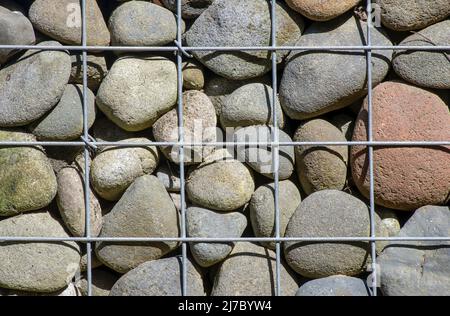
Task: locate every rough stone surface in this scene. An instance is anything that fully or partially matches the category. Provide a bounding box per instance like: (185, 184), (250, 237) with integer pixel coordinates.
(351, 81), (450, 211)
(250, 180), (301, 250)
(110, 257), (205, 296)
(76, 269), (119, 296)
(0, 41), (71, 127)
(1, 283), (81, 296)
(30, 84), (96, 140)
(0, 212), (80, 293)
(186, 150), (255, 211)
(156, 161), (181, 192)
(187, 207), (247, 267)
(0, 129), (57, 216)
(97, 56), (177, 131)
(296, 275), (369, 296)
(234, 126), (295, 180)
(153, 90), (217, 164)
(204, 74), (271, 116)
(90, 138), (159, 201)
(161, 0), (215, 19)
(212, 242), (298, 296)
(280, 14), (392, 120)
(380, 0), (450, 31)
(221, 83), (284, 129)
(393, 20), (450, 89)
(285, 0), (361, 21)
(0, 6), (35, 64)
(80, 251), (103, 272)
(378, 205), (450, 296)
(182, 60), (205, 90)
(186, 0), (304, 80)
(29, 0), (110, 45)
(56, 166), (102, 237)
(329, 113), (355, 141)
(294, 119), (348, 195)
(96, 175), (179, 273)
(284, 190), (388, 278)
(109, 1), (179, 46)
(70, 53), (108, 91)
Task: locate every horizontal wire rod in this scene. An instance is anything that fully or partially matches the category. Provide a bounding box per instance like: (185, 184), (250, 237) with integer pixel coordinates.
(0, 141), (449, 147)
(0, 236), (449, 242)
(0, 45), (449, 51)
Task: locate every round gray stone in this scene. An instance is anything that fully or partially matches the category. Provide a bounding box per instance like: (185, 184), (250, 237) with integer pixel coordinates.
(186, 150), (255, 211)
(380, 0), (450, 31)
(378, 205), (450, 296)
(29, 84), (96, 140)
(109, 1), (179, 46)
(0, 41), (71, 127)
(28, 0), (110, 46)
(250, 180), (301, 250)
(221, 83), (284, 129)
(70, 53), (108, 91)
(212, 242), (298, 296)
(393, 20), (450, 89)
(110, 257), (205, 296)
(293, 119), (348, 194)
(161, 0), (215, 19)
(204, 74), (271, 116)
(0, 212), (81, 293)
(90, 138), (159, 201)
(153, 90), (217, 164)
(56, 166), (103, 237)
(0, 6), (35, 64)
(187, 206), (247, 267)
(186, 0), (304, 80)
(284, 190), (387, 278)
(296, 275), (369, 296)
(0, 129), (57, 216)
(95, 175), (180, 273)
(234, 125), (295, 180)
(279, 14), (392, 120)
(96, 56), (177, 131)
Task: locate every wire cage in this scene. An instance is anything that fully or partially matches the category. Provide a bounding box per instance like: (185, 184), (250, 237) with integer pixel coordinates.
(0, 0), (449, 296)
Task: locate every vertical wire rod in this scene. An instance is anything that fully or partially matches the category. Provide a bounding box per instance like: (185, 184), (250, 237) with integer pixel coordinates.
(176, 0), (188, 297)
(81, 0), (92, 297)
(270, 0), (282, 297)
(366, 0), (378, 297)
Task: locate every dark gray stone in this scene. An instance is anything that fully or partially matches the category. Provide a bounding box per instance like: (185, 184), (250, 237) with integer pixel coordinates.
(95, 175), (180, 273)
(30, 84), (96, 140)
(284, 190), (388, 278)
(110, 257), (206, 296)
(0, 6), (35, 64)
(109, 1), (179, 46)
(186, 0), (304, 80)
(280, 14), (392, 120)
(0, 41), (71, 127)
(296, 275), (369, 296)
(379, 205), (450, 296)
(187, 206), (247, 267)
(393, 20), (450, 89)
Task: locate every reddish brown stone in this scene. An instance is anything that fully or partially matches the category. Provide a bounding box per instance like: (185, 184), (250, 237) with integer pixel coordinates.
(351, 81), (450, 211)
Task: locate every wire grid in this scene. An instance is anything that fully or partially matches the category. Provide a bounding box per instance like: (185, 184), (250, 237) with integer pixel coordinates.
(0, 0), (449, 297)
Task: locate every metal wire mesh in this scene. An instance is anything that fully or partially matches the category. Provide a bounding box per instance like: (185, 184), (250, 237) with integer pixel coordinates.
(0, 0), (449, 297)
